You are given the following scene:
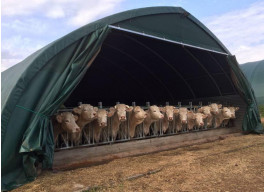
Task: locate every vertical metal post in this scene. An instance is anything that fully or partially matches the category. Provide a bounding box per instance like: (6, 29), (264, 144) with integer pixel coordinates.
(146, 102), (150, 107)
(178, 102), (181, 108)
(98, 102), (102, 109)
(116, 101), (120, 105)
(199, 101), (202, 107)
(78, 102), (82, 106)
(189, 102), (192, 110)
(166, 101), (169, 106)
(132, 102), (136, 107)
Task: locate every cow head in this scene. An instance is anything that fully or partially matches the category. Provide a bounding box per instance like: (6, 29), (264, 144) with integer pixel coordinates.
(73, 104), (98, 121)
(228, 107), (239, 119)
(209, 103), (222, 115)
(113, 104), (132, 121)
(198, 106), (212, 117)
(96, 109), (109, 127)
(177, 107), (188, 124)
(56, 112), (80, 133)
(149, 105), (164, 120)
(160, 106), (176, 121)
(133, 106), (147, 120)
(221, 107), (233, 119)
(194, 113), (208, 127)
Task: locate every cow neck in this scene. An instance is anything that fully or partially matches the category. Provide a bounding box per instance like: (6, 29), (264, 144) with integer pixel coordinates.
(76, 116), (93, 129)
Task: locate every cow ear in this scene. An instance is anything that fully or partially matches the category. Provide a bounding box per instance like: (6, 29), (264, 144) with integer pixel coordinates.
(93, 107), (98, 112)
(108, 107), (116, 117)
(73, 114), (78, 121)
(159, 107), (165, 112)
(114, 105), (117, 109)
(188, 111), (193, 113)
(235, 107), (239, 111)
(218, 104), (222, 109)
(56, 114), (63, 123)
(202, 114), (208, 119)
(174, 109), (179, 114)
(73, 107), (82, 115)
(198, 108), (203, 112)
(127, 106), (133, 112)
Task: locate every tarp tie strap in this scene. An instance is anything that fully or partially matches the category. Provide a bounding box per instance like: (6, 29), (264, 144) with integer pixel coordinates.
(15, 105), (49, 118)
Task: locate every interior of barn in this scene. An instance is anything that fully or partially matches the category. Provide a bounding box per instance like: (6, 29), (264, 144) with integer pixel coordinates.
(64, 28), (238, 107)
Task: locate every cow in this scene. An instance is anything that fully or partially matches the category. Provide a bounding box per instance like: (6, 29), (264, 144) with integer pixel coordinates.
(222, 106), (240, 126)
(198, 103), (222, 128)
(175, 107), (189, 132)
(108, 104), (132, 140)
(72, 104), (98, 144)
(187, 112), (208, 131)
(143, 105), (164, 135)
(128, 106), (147, 138)
(214, 107), (233, 128)
(91, 108), (114, 143)
(158, 106), (178, 133)
(52, 112), (80, 146)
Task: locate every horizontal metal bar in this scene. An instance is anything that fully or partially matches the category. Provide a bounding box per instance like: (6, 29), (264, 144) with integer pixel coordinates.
(108, 25), (229, 56)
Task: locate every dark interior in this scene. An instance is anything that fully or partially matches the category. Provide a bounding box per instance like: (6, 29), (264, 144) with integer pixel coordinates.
(65, 29), (237, 107)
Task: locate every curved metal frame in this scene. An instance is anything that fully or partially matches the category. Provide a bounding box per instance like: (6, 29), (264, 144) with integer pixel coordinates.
(122, 34), (197, 99)
(183, 47), (222, 96)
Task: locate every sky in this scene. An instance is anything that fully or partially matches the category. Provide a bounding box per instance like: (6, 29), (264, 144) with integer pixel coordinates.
(1, 0), (264, 72)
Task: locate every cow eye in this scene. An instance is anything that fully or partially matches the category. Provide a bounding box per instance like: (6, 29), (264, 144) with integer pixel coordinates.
(153, 111), (156, 112)
(65, 120), (69, 123)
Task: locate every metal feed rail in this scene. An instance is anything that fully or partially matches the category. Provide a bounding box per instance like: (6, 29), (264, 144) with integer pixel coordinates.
(54, 101), (232, 151)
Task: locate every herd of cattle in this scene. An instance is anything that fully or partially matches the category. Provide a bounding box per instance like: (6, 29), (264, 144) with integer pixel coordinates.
(52, 103), (239, 148)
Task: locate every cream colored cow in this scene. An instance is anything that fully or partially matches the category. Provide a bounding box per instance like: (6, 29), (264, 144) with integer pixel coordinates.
(175, 107), (189, 132)
(91, 108), (115, 143)
(223, 106), (239, 126)
(108, 104), (132, 140)
(52, 112), (80, 145)
(143, 105), (164, 135)
(214, 107), (233, 128)
(158, 106), (179, 133)
(128, 106), (147, 138)
(187, 112), (207, 131)
(72, 104), (98, 144)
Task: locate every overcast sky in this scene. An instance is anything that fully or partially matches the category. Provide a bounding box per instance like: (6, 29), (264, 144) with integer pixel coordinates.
(1, 0), (264, 71)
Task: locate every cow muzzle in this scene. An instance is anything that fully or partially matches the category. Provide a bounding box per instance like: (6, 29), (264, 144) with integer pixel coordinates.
(120, 116), (126, 121)
(100, 122), (107, 126)
(181, 120), (187, 124)
(168, 117), (173, 121)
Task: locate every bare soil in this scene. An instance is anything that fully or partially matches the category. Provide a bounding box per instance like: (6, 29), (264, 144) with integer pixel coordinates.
(13, 134), (264, 192)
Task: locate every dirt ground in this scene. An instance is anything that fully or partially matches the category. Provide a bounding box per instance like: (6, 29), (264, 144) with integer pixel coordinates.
(14, 134), (264, 192)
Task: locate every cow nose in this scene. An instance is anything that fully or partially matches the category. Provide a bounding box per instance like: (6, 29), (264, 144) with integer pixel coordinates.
(120, 116), (126, 120)
(161, 114), (164, 119)
(100, 122), (106, 126)
(76, 127), (80, 132)
(182, 120), (187, 124)
(200, 122), (204, 126)
(93, 113), (97, 116)
(169, 117), (173, 121)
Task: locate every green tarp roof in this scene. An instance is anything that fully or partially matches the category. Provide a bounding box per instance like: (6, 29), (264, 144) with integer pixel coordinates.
(240, 60), (264, 105)
(1, 6), (262, 191)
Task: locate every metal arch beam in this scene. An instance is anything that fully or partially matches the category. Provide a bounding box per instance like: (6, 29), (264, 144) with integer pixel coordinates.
(100, 56), (157, 103)
(183, 47), (223, 96)
(207, 52), (237, 94)
(122, 33), (197, 99)
(104, 43), (176, 102)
